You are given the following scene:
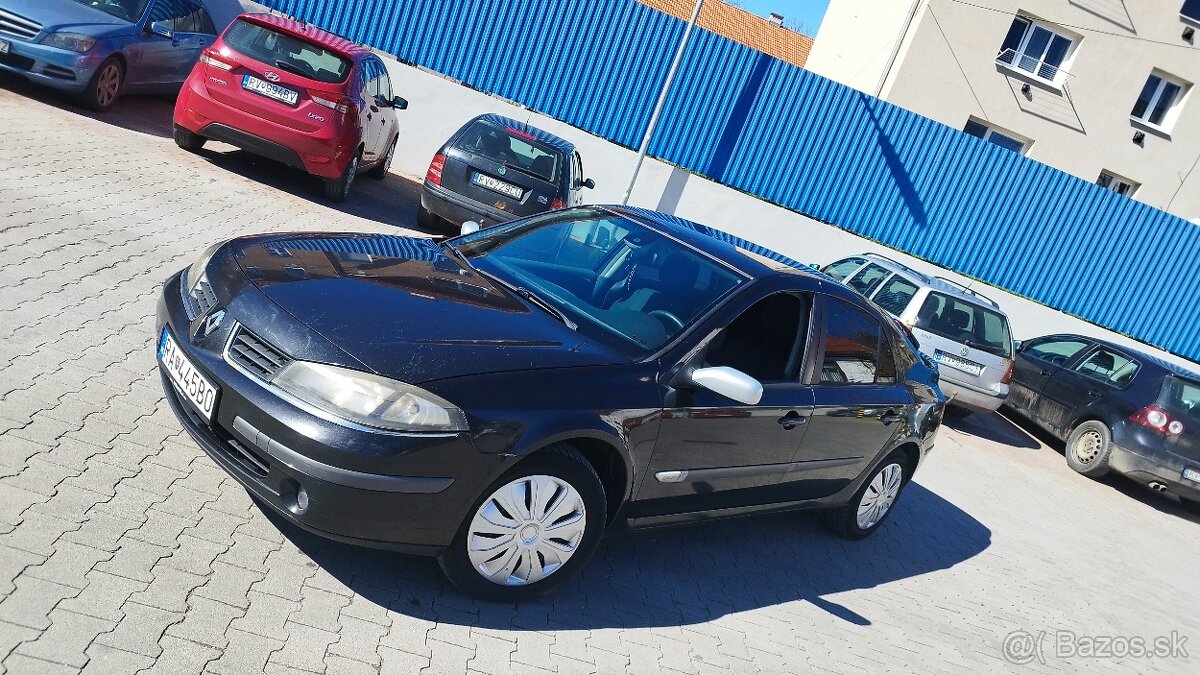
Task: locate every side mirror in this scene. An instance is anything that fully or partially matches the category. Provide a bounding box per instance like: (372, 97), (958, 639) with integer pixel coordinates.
(461, 221), (481, 235)
(1013, 340), (1023, 353)
(148, 21), (174, 40)
(582, 178), (595, 189)
(393, 96), (408, 110)
(687, 366), (763, 405)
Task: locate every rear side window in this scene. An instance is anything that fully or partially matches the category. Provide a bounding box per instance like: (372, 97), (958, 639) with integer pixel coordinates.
(846, 263), (890, 297)
(821, 298), (882, 384)
(1025, 338), (1088, 366)
(455, 121), (563, 183)
(914, 292), (1012, 358)
(822, 257), (865, 281)
(223, 19), (351, 84)
(1160, 376), (1200, 421)
(872, 275), (918, 316)
(1073, 348), (1139, 387)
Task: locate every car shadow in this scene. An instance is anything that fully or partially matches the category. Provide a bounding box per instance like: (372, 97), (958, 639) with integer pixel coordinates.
(257, 481), (991, 628)
(0, 71), (176, 138)
(944, 409), (1042, 449)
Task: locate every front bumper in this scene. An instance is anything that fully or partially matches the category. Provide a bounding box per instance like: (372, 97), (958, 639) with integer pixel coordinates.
(0, 36), (97, 93)
(1109, 442), (1200, 502)
(940, 377), (1006, 412)
(156, 270), (502, 553)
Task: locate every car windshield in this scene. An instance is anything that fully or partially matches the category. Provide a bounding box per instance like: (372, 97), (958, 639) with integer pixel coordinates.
(914, 292), (1012, 357)
(450, 209), (745, 357)
(455, 121), (563, 183)
(1159, 375), (1200, 422)
(223, 19), (351, 84)
(72, 0), (150, 22)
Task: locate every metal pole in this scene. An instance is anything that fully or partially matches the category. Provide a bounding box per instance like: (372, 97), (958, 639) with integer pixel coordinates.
(621, 0), (704, 205)
(874, 0), (922, 97)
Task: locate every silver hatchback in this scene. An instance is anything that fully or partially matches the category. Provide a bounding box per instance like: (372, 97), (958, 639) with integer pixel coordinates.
(824, 253), (1015, 413)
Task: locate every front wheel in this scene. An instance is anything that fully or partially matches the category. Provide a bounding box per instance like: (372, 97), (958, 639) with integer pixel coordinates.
(822, 450), (910, 540)
(1064, 420), (1113, 478)
(79, 57), (123, 112)
(437, 445), (606, 601)
(322, 151), (360, 202)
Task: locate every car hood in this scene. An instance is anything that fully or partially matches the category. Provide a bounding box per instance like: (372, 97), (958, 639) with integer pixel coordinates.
(231, 233), (627, 383)
(0, 0), (138, 35)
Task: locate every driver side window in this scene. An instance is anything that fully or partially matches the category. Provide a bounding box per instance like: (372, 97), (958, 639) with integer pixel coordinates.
(704, 293), (812, 383)
(1025, 338), (1089, 366)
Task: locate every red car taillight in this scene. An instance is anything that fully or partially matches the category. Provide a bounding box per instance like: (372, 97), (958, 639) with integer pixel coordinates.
(550, 197), (565, 210)
(426, 153), (445, 185)
(311, 93), (355, 114)
(1131, 405), (1185, 435)
(199, 49), (235, 71)
(1000, 361), (1014, 385)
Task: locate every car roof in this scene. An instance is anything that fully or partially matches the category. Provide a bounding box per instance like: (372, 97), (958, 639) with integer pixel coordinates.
(239, 13), (373, 59)
(1040, 334), (1200, 382)
(851, 252), (1003, 311)
(471, 114), (576, 155)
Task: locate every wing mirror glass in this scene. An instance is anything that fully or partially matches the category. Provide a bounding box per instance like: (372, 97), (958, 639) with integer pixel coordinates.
(687, 366), (763, 405)
(393, 96), (408, 110)
(148, 21), (174, 40)
(583, 178), (595, 189)
(461, 221), (482, 236)
(1013, 339), (1023, 353)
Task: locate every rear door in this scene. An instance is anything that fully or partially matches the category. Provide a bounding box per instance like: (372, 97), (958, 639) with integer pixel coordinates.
(910, 291), (1013, 394)
(1008, 336), (1091, 418)
(796, 295), (913, 497)
(358, 60), (384, 162)
(443, 121), (565, 219)
(1038, 345), (1140, 435)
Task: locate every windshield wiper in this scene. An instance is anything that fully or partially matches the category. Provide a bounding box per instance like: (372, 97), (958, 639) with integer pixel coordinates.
(272, 60), (309, 78)
(499, 162), (550, 182)
(441, 244), (575, 330)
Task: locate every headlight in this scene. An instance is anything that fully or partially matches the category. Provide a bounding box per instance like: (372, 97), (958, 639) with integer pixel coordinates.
(272, 361), (469, 432)
(185, 240), (227, 293)
(41, 32), (96, 53)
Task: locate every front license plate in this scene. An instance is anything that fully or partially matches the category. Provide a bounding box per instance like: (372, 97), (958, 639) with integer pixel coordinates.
(472, 172), (524, 199)
(242, 74), (298, 106)
(158, 329), (219, 421)
(1183, 467), (1200, 484)
(0, 40), (10, 55)
(934, 350), (984, 377)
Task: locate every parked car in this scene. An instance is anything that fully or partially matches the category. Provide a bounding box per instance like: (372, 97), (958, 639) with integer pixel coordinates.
(419, 113), (594, 230)
(0, 0), (217, 111)
(172, 13), (407, 202)
(1005, 333), (1200, 502)
(156, 206), (943, 600)
(823, 253), (1014, 414)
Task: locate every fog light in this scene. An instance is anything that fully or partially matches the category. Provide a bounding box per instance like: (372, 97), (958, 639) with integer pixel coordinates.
(296, 487), (310, 512)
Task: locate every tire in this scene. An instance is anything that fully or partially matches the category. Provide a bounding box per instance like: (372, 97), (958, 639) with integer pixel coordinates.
(1064, 420), (1113, 478)
(944, 405), (972, 418)
(437, 444), (607, 601)
(173, 126), (206, 152)
(78, 57), (123, 112)
(323, 151), (360, 202)
(368, 137), (396, 179)
(416, 204), (440, 231)
(822, 450), (911, 540)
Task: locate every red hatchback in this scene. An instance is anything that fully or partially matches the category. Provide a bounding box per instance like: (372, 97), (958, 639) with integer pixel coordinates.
(172, 13), (407, 202)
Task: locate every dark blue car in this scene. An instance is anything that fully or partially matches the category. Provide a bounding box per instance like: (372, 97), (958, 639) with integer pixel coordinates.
(0, 0), (218, 110)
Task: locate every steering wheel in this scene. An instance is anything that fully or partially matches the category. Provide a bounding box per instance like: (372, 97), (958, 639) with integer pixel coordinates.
(649, 310), (684, 332)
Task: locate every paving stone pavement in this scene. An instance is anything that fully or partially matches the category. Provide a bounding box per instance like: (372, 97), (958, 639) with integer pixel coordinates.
(1, 78), (1198, 675)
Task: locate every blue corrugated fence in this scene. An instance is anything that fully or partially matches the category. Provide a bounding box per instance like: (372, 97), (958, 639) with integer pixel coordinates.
(261, 0), (1200, 362)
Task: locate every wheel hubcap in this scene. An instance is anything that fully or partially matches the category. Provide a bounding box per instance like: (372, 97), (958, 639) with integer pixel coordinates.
(97, 65), (120, 107)
(1074, 430), (1103, 464)
(467, 474), (586, 586)
(856, 463), (903, 530)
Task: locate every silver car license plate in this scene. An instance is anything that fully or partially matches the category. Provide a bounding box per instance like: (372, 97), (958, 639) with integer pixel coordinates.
(158, 328), (219, 421)
(934, 350), (984, 377)
(242, 74), (299, 106)
(472, 172), (524, 199)
(0, 40), (10, 55)
(1183, 467), (1200, 484)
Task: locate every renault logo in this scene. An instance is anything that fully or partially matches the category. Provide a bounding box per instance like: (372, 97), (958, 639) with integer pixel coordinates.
(195, 309), (226, 342)
(264, 70), (281, 82)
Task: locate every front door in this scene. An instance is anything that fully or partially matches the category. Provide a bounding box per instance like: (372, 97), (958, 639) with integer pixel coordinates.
(139, 0), (216, 88)
(1008, 336), (1092, 424)
(359, 60), (384, 163)
(1038, 345), (1138, 436)
(632, 292), (815, 519)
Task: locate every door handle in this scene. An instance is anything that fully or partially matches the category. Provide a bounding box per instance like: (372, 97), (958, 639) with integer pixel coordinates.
(1040, 369), (1050, 376)
(880, 409), (904, 425)
(1087, 389), (1102, 398)
(777, 411), (806, 430)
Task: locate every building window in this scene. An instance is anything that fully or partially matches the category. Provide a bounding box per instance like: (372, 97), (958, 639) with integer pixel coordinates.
(1183, 0), (1200, 23)
(996, 16), (1075, 83)
(1097, 171), (1139, 197)
(1131, 71), (1189, 130)
(963, 118), (1029, 154)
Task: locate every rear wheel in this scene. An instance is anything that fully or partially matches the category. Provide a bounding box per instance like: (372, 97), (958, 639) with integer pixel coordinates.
(368, 137), (396, 179)
(437, 445), (606, 601)
(79, 57), (123, 112)
(416, 205), (441, 231)
(323, 151), (360, 202)
(173, 126), (206, 152)
(1064, 421), (1112, 478)
(823, 450), (910, 540)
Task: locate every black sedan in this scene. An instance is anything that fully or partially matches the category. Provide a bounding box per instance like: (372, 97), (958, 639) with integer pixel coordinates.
(1006, 334), (1200, 502)
(156, 206), (944, 600)
(418, 113), (593, 231)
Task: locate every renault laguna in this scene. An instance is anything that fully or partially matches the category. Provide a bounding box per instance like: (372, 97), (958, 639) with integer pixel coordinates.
(157, 206), (944, 600)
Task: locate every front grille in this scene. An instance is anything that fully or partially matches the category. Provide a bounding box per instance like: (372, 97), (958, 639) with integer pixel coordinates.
(0, 8), (41, 40)
(191, 279), (218, 315)
(227, 327), (291, 380)
(0, 50), (33, 71)
(224, 439), (269, 478)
